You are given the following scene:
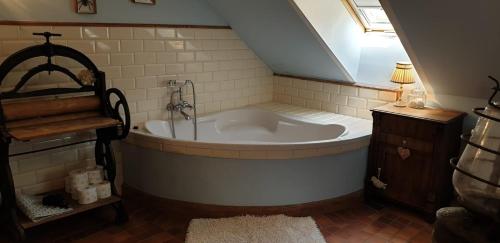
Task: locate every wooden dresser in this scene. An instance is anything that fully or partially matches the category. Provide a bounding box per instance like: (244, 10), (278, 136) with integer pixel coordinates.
(365, 104), (465, 220)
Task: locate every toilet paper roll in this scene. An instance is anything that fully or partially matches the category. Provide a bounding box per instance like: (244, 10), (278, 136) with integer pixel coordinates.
(95, 181), (112, 199)
(71, 183), (87, 200)
(77, 186), (98, 205)
(86, 165), (104, 172)
(69, 169), (89, 188)
(87, 167), (104, 185)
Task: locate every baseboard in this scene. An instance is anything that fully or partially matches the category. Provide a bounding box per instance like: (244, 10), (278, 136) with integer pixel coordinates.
(122, 185), (363, 217)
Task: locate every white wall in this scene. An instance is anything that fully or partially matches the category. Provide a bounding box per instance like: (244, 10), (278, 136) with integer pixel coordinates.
(431, 94), (487, 130)
(381, 0), (500, 99)
(356, 33), (412, 87)
(291, 0), (413, 89)
(292, 0), (362, 80)
(206, 0), (354, 82)
(379, 0), (496, 131)
(0, 0), (227, 26)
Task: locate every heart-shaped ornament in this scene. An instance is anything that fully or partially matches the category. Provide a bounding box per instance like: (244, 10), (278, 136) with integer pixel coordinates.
(397, 147), (411, 160)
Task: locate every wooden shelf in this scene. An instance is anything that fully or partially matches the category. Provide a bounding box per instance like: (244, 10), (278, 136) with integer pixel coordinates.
(7, 116), (121, 141)
(19, 193), (121, 229)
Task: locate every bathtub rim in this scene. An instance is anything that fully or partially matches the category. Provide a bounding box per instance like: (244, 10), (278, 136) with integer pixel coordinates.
(125, 104), (372, 159)
(144, 106), (351, 145)
(125, 128), (370, 160)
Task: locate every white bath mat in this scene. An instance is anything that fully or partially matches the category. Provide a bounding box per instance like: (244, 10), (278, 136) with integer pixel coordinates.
(185, 214), (326, 243)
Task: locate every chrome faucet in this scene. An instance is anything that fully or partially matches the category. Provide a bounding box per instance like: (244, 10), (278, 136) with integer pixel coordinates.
(166, 92), (192, 120)
(166, 80), (198, 140)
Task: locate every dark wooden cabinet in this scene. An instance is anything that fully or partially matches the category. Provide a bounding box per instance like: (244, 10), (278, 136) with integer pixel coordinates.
(365, 104), (465, 220)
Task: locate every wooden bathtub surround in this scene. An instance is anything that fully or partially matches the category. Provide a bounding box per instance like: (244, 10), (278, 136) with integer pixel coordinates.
(366, 104), (465, 221)
(0, 33), (130, 242)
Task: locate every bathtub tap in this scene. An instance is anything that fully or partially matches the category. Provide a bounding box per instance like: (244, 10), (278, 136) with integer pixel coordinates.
(166, 80), (198, 140)
(167, 100), (192, 120)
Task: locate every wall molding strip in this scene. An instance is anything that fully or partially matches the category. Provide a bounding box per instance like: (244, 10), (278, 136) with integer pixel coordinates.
(0, 20), (231, 29)
(274, 73), (398, 92)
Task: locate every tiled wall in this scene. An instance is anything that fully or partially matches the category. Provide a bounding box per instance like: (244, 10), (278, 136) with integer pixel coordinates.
(8, 133), (100, 195)
(273, 76), (397, 119)
(0, 24), (273, 194)
(1, 24), (396, 195)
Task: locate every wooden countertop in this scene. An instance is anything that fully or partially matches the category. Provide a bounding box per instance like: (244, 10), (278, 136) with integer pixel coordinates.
(371, 104), (466, 124)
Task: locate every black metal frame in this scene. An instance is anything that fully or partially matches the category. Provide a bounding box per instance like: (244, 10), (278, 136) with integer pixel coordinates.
(487, 76), (500, 109)
(450, 76), (500, 189)
(450, 158), (500, 188)
(0, 32), (130, 242)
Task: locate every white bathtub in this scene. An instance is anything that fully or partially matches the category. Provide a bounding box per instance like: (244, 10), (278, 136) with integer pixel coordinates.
(145, 107), (347, 144)
(124, 104), (373, 206)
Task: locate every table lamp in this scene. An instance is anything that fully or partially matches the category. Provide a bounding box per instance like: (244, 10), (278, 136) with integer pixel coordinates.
(391, 62), (415, 107)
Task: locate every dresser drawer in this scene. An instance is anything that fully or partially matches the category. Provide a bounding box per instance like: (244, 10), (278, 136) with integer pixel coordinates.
(379, 132), (434, 154)
(377, 113), (439, 141)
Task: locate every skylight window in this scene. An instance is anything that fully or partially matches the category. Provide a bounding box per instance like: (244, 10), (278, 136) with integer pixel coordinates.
(343, 0), (394, 32)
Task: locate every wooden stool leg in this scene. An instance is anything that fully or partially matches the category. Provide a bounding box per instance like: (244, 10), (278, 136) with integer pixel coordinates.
(95, 137), (129, 224)
(112, 201), (128, 224)
(103, 141), (118, 194)
(6, 208), (25, 242)
(0, 142), (26, 242)
(104, 141), (129, 223)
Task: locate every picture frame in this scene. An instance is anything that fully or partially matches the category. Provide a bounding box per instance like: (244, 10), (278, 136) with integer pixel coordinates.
(132, 0), (156, 5)
(75, 0), (97, 14)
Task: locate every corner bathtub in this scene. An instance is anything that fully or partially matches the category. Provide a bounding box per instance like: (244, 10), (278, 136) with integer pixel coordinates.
(123, 103), (373, 206)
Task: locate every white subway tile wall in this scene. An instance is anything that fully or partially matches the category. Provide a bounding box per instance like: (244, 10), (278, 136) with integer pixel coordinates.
(0, 25), (273, 194)
(273, 76), (397, 119)
(0, 25), (274, 123)
(1, 24), (396, 195)
(8, 132), (99, 195)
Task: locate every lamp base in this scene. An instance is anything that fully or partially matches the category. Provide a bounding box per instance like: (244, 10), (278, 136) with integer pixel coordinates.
(393, 100), (407, 107)
(394, 84), (406, 107)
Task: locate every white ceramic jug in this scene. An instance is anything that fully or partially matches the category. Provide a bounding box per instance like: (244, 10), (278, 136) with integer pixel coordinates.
(453, 103), (500, 220)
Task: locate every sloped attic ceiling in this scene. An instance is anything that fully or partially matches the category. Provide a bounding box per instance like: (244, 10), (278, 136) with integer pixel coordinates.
(382, 0), (500, 99)
(206, 0), (354, 83)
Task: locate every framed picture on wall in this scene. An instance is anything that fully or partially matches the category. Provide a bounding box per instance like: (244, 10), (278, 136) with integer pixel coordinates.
(132, 0), (156, 5)
(75, 0), (97, 14)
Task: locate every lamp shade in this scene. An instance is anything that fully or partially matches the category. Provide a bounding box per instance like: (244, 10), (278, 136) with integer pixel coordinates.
(390, 62), (415, 84)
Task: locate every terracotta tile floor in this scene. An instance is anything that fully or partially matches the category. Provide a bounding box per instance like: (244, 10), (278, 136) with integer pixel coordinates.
(315, 207), (432, 243)
(0, 197), (432, 243)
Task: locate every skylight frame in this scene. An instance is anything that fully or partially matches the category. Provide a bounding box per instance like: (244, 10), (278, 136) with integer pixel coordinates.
(341, 0), (394, 33)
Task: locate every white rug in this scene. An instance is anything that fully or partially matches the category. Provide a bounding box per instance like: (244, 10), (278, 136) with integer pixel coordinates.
(185, 214), (326, 243)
